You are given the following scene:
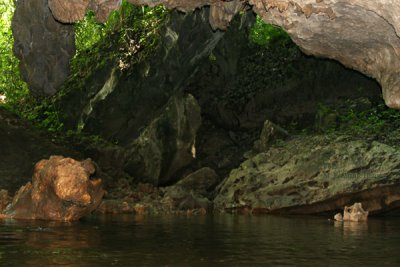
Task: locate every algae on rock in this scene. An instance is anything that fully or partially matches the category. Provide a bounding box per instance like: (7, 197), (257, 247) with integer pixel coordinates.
(214, 134), (400, 215)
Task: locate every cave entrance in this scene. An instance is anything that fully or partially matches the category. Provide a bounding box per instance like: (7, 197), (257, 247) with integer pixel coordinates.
(181, 13), (382, 180)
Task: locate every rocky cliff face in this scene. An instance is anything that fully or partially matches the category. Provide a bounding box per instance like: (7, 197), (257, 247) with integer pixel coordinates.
(57, 9), (225, 187)
(12, 0), (75, 96)
(61, 9), (224, 144)
(56, 8), (381, 192)
(11, 0), (400, 108)
(214, 133), (400, 215)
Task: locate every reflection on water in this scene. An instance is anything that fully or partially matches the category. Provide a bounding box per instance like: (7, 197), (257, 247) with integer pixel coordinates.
(334, 220), (369, 235)
(1, 214), (400, 266)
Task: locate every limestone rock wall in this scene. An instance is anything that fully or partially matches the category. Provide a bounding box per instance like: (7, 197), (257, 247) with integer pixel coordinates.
(214, 135), (400, 215)
(250, 0), (400, 108)
(61, 9), (224, 143)
(123, 94), (201, 186)
(48, 0), (244, 29)
(12, 0), (75, 96)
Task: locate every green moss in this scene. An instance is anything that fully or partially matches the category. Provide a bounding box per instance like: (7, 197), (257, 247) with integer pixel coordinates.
(71, 1), (167, 81)
(249, 16), (291, 46)
(219, 21), (300, 106)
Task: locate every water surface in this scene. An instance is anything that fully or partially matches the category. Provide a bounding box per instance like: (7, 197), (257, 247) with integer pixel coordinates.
(1, 214), (399, 266)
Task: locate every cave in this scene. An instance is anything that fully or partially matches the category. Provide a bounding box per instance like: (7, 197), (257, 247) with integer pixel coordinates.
(12, 0), (400, 108)
(1, 0), (400, 265)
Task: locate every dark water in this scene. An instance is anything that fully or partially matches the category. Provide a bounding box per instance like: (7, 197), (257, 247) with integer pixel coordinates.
(0, 214), (399, 267)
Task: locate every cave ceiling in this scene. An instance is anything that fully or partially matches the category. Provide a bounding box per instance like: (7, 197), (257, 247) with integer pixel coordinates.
(12, 0), (400, 108)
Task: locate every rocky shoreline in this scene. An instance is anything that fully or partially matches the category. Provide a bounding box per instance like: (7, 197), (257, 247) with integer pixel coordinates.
(2, 124), (400, 220)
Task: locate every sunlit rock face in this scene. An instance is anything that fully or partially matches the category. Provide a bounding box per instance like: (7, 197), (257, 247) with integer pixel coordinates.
(334, 203), (369, 222)
(12, 0), (75, 96)
(4, 156), (104, 221)
(12, 0), (400, 107)
(343, 203), (369, 222)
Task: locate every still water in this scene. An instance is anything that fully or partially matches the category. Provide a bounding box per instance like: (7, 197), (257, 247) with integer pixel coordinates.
(0, 214), (399, 266)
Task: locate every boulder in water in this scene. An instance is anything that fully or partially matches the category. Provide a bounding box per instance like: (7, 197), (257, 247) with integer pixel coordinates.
(343, 203), (369, 222)
(4, 156), (104, 221)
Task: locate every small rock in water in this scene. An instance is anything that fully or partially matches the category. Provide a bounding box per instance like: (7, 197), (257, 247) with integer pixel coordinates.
(343, 203), (369, 222)
(334, 213), (343, 221)
(334, 202), (368, 222)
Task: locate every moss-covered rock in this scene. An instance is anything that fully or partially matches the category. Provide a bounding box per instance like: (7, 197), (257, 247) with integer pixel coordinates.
(214, 134), (400, 215)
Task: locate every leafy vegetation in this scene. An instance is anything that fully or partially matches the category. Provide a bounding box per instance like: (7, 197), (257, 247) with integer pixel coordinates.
(313, 97), (400, 145)
(249, 16), (291, 46)
(0, 0), (29, 106)
(338, 100), (400, 136)
(0, 0), (63, 133)
(0, 0), (167, 136)
(72, 1), (166, 77)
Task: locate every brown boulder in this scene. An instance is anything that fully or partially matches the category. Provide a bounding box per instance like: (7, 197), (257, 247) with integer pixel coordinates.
(334, 203), (369, 222)
(4, 156), (104, 221)
(343, 203), (369, 222)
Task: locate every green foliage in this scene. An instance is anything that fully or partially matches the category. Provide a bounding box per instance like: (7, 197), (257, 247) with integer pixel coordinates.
(1, 0), (166, 136)
(338, 101), (400, 136)
(0, 0), (61, 132)
(208, 52), (217, 62)
(220, 18), (300, 106)
(74, 11), (105, 52)
(72, 1), (167, 75)
(0, 0), (29, 106)
(314, 103), (338, 134)
(17, 96), (64, 133)
(249, 16), (291, 46)
(315, 98), (400, 139)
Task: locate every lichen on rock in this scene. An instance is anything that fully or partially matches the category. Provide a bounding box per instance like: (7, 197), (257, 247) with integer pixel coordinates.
(214, 134), (400, 215)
